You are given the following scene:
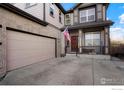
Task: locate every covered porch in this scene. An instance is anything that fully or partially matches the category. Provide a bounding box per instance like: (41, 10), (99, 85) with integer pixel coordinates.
(66, 27), (109, 54)
(61, 21), (113, 55)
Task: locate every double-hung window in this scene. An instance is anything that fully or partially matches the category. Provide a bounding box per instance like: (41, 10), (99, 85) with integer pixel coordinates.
(85, 32), (100, 46)
(65, 14), (71, 25)
(80, 8), (95, 23)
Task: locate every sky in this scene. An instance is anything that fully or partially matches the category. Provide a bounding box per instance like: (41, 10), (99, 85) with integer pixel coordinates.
(61, 3), (76, 10)
(107, 3), (124, 42)
(61, 3), (124, 42)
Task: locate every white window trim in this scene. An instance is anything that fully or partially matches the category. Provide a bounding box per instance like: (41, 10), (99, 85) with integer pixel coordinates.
(65, 14), (71, 25)
(85, 32), (100, 46)
(49, 4), (55, 17)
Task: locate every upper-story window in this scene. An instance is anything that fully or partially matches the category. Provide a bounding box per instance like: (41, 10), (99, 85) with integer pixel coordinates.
(49, 4), (54, 17)
(59, 10), (62, 23)
(25, 3), (37, 8)
(65, 14), (71, 25)
(80, 8), (95, 23)
(66, 14), (70, 19)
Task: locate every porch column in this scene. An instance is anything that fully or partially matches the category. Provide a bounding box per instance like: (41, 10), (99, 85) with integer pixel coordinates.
(105, 27), (109, 54)
(79, 29), (82, 53)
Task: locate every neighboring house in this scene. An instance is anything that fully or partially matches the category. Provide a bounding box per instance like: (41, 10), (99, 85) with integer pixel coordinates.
(61, 3), (113, 54)
(0, 3), (65, 78)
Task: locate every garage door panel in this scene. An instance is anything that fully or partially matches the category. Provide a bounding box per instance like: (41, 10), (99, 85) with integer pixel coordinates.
(8, 54), (51, 68)
(7, 31), (55, 71)
(8, 49), (54, 61)
(7, 40), (55, 50)
(7, 39), (50, 50)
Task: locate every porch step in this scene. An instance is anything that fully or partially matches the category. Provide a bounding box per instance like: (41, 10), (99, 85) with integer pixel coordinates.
(67, 54), (111, 60)
(69, 52), (76, 54)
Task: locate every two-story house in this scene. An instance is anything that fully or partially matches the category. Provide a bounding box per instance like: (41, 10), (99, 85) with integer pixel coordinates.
(0, 3), (113, 79)
(61, 3), (113, 54)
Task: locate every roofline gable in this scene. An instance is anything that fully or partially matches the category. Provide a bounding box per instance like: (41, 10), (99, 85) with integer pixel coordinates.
(65, 3), (109, 14)
(55, 3), (66, 14)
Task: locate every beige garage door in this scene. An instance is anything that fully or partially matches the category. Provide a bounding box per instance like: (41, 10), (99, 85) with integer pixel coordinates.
(7, 30), (55, 71)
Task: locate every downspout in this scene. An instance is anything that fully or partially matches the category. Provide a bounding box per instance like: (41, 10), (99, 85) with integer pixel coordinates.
(43, 3), (46, 21)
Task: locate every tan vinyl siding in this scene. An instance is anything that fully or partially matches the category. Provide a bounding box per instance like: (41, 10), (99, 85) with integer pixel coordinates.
(45, 3), (64, 28)
(13, 3), (44, 20)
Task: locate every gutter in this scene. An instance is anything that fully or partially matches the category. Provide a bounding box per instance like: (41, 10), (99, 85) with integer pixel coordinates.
(60, 20), (114, 31)
(55, 3), (66, 14)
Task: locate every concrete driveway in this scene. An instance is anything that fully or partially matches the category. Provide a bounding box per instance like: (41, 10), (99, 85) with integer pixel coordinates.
(0, 54), (124, 85)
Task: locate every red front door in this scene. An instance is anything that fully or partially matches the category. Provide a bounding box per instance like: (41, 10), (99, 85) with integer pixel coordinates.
(71, 36), (78, 52)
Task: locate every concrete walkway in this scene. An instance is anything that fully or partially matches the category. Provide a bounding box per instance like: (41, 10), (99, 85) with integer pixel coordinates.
(0, 54), (124, 85)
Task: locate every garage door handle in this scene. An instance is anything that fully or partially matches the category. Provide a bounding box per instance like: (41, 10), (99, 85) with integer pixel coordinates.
(0, 42), (2, 45)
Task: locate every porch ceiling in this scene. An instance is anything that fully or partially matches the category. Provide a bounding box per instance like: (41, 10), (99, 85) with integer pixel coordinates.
(60, 20), (114, 31)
